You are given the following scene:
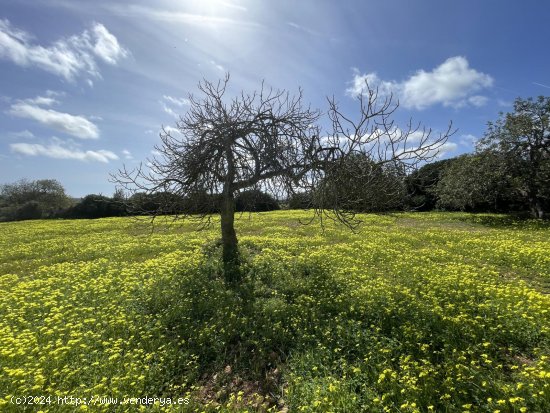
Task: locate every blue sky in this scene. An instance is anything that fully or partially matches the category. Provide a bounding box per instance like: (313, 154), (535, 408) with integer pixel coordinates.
(1, 0), (550, 197)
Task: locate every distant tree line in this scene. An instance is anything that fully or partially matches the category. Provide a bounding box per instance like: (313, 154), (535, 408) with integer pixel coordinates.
(0, 182), (281, 222)
(1, 95), (548, 222)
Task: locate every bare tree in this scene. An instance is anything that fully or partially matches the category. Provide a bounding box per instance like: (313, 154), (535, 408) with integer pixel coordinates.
(113, 75), (452, 283)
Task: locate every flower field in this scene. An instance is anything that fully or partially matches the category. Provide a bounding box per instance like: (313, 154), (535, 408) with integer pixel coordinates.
(0, 211), (549, 412)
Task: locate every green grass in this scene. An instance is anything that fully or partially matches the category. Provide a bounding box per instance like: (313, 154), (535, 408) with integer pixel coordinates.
(0, 211), (549, 412)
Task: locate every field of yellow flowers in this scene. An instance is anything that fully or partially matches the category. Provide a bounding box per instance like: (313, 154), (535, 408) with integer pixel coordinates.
(0, 211), (549, 412)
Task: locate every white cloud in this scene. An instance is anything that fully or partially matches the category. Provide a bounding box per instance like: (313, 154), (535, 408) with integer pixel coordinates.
(467, 95), (489, 107)
(10, 139), (118, 163)
(163, 95), (190, 106)
(210, 60), (226, 72)
(8, 98), (99, 139)
(161, 102), (179, 119)
(347, 56), (493, 110)
(8, 130), (35, 139)
(122, 149), (133, 159)
(160, 95), (191, 119)
(24, 95), (59, 106)
(435, 142), (458, 158)
(220, 1), (248, 12)
(163, 126), (182, 135)
(91, 23), (128, 64)
(497, 99), (512, 108)
(0, 19), (127, 81)
(459, 134), (478, 146)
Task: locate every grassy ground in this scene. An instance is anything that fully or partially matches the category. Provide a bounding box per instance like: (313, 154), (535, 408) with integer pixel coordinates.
(0, 211), (549, 412)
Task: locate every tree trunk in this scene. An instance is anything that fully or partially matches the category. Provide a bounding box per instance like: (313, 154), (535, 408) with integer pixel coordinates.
(527, 180), (545, 219)
(529, 198), (545, 219)
(220, 190), (240, 283)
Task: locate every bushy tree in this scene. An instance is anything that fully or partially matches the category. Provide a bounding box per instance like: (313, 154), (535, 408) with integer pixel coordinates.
(318, 153), (406, 212)
(478, 96), (550, 218)
(181, 191), (221, 214)
(0, 179), (70, 221)
(14, 201), (43, 221)
(235, 189), (280, 212)
(405, 159), (454, 211)
(287, 191), (314, 210)
(128, 192), (187, 215)
(434, 152), (517, 212)
(64, 194), (128, 219)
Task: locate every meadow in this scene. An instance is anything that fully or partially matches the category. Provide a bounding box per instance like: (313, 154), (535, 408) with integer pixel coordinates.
(0, 211), (549, 412)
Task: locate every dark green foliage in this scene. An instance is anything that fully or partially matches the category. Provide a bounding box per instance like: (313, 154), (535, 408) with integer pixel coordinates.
(129, 192), (186, 215)
(405, 159), (454, 211)
(63, 194), (128, 219)
(434, 153), (520, 212)
(128, 191), (223, 215)
(235, 190), (280, 212)
(288, 191), (314, 210)
(479, 96), (550, 218)
(319, 154), (406, 212)
(14, 200), (43, 221)
(0, 178), (71, 221)
(181, 191), (222, 214)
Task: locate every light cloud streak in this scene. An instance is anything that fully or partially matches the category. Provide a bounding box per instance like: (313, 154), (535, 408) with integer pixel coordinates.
(106, 4), (258, 28)
(11, 139), (118, 163)
(163, 95), (190, 106)
(8, 96), (100, 139)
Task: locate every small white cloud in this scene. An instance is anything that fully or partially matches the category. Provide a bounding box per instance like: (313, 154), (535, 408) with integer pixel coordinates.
(163, 126), (181, 135)
(91, 23), (128, 64)
(436, 142), (458, 158)
(459, 134), (478, 146)
(0, 19), (128, 81)
(122, 149), (133, 159)
(210, 59), (225, 72)
(163, 95), (190, 106)
(8, 98), (99, 139)
(220, 1), (248, 11)
(9, 130), (35, 139)
(468, 95), (489, 107)
(24, 95), (59, 106)
(287, 22), (321, 36)
(10, 139), (118, 163)
(497, 99), (512, 108)
(161, 102), (179, 118)
(347, 56), (493, 110)
(160, 95), (190, 119)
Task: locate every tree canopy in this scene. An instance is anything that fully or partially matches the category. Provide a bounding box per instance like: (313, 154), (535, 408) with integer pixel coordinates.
(478, 96), (550, 218)
(0, 179), (70, 221)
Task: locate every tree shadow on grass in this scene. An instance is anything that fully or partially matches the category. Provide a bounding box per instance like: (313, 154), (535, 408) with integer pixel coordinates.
(450, 213), (550, 229)
(134, 242), (349, 410)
